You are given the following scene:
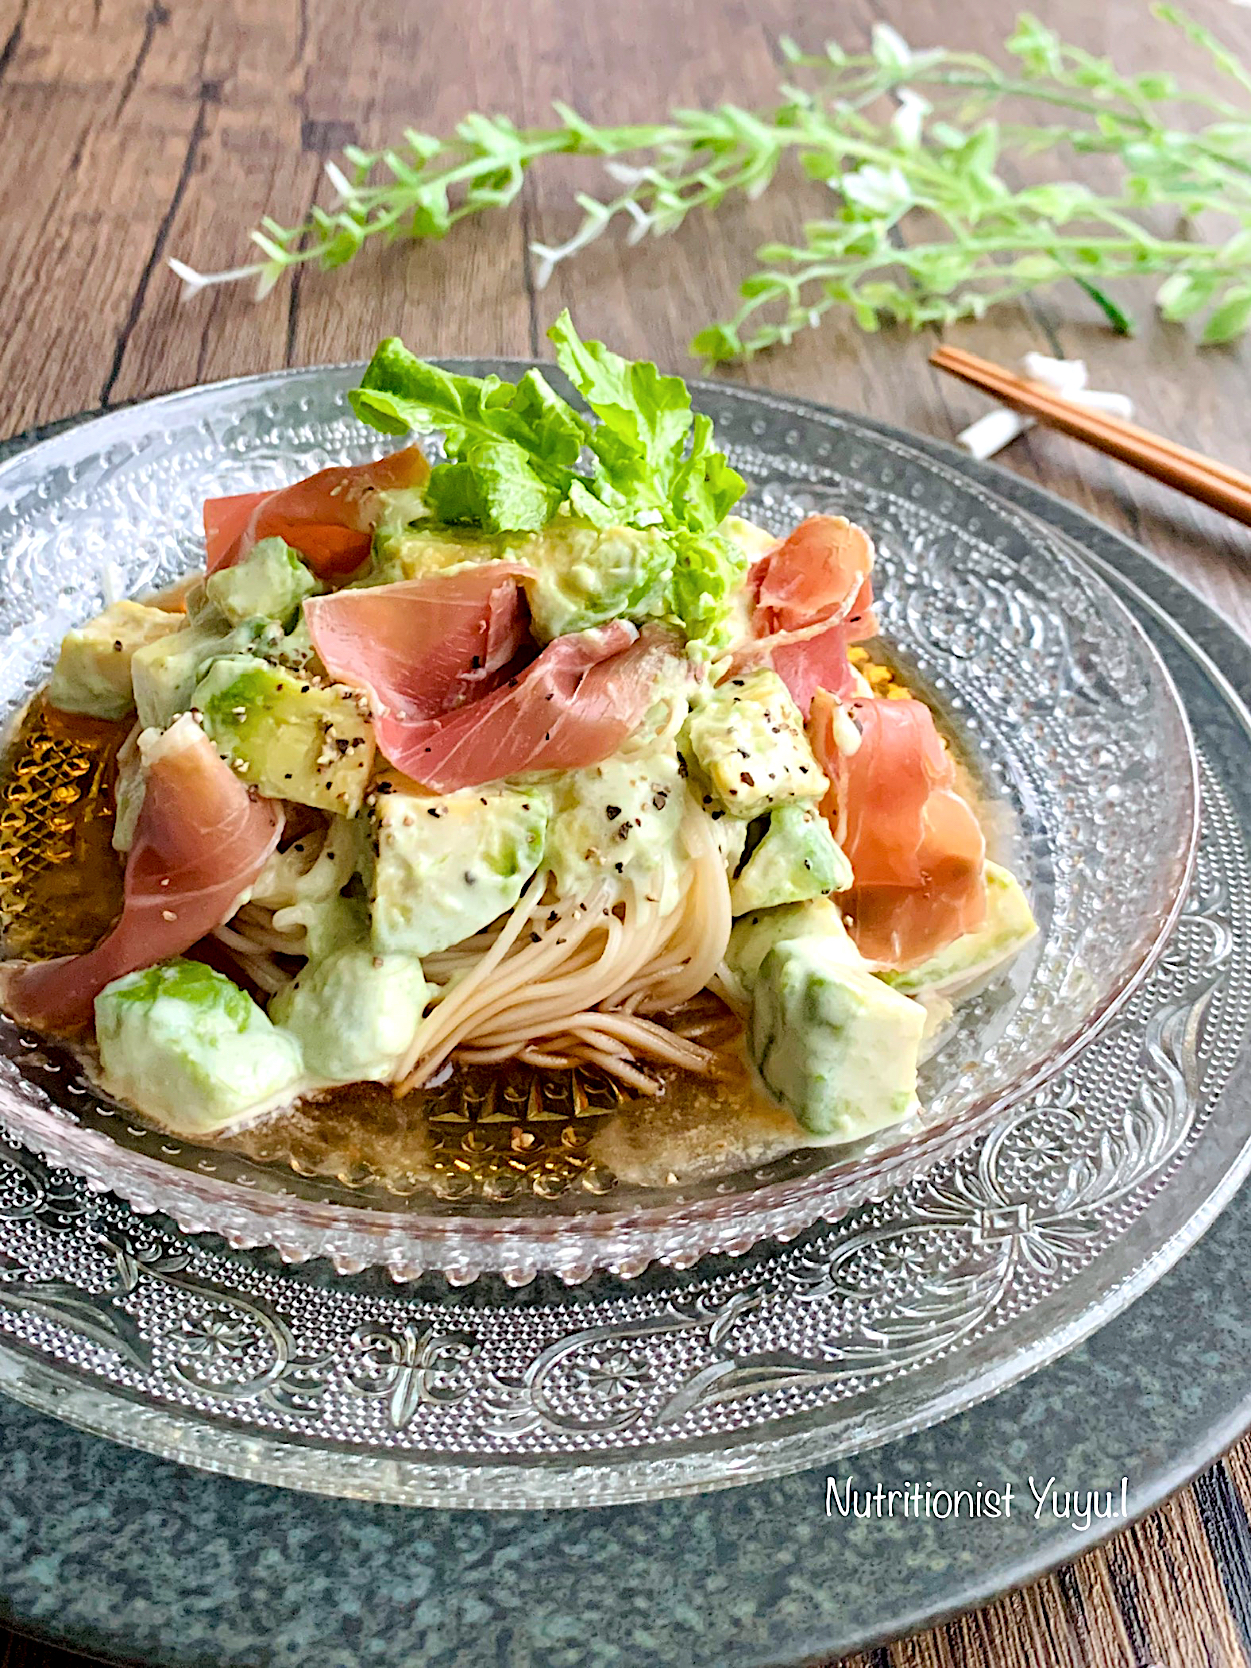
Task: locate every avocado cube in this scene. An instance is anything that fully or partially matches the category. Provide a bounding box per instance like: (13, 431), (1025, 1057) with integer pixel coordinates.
(132, 622), (226, 730)
(367, 525), (496, 588)
(132, 613), (310, 732)
(749, 937), (925, 1139)
(48, 601), (184, 721)
(112, 732), (146, 852)
(879, 862), (1037, 994)
(192, 654), (375, 816)
(730, 804), (852, 915)
(368, 783), (549, 956)
(726, 897), (860, 992)
(685, 668), (829, 816)
(546, 750), (685, 914)
(270, 943), (429, 1084)
(518, 523), (673, 640)
(206, 537), (322, 628)
(95, 959), (303, 1135)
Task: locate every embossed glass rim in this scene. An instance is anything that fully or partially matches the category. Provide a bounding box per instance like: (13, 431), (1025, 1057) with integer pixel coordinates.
(0, 393), (1241, 1513)
(0, 366), (1199, 1285)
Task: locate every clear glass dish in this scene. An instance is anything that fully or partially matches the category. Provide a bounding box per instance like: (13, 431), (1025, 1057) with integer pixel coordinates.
(0, 365), (1197, 1283)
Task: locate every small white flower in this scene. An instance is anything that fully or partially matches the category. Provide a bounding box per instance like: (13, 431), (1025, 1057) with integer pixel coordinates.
(604, 161), (650, 188)
(529, 197), (613, 288)
(622, 198), (653, 245)
(871, 21), (913, 69)
(891, 87), (931, 150)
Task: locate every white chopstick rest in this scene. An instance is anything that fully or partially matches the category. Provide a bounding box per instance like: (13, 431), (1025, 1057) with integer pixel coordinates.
(957, 407), (1032, 461)
(1020, 352), (1087, 392)
(955, 354), (1134, 460)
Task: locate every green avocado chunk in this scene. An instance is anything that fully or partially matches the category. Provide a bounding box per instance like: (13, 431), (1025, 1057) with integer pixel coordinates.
(748, 937), (925, 1140)
(725, 897), (859, 991)
(192, 654), (376, 815)
(131, 616), (255, 730)
(131, 610), (318, 732)
(684, 668), (829, 817)
(205, 537), (323, 628)
(878, 862), (1038, 994)
(48, 601), (184, 721)
(366, 782), (549, 957)
(546, 749), (686, 913)
(368, 518), (674, 641)
(730, 804), (852, 915)
(270, 943), (430, 1084)
(95, 959), (303, 1135)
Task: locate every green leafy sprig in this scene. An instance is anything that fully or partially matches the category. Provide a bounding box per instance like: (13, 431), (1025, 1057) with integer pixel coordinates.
(170, 6), (1251, 361)
(351, 312), (747, 649)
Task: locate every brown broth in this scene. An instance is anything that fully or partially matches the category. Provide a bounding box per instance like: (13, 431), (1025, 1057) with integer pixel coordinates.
(0, 699), (127, 959)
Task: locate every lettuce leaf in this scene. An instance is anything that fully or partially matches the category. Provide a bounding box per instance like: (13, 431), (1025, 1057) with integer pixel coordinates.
(669, 531), (748, 653)
(350, 315), (748, 648)
(424, 441), (564, 531)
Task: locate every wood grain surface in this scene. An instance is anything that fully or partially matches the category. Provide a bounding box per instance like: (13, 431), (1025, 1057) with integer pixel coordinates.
(2, 0), (1251, 1664)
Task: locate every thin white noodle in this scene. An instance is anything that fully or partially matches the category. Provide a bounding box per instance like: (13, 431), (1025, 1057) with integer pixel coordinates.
(558, 1012), (713, 1070)
(514, 1047), (579, 1070)
(211, 922), (268, 955)
(211, 789), (737, 1092)
(208, 933), (288, 996)
(574, 1050), (664, 1094)
(395, 867), (553, 1083)
(397, 798), (733, 1089)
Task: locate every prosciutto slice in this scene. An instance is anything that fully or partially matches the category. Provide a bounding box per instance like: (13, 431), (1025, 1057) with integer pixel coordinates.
(754, 515), (875, 632)
(204, 446), (429, 580)
(810, 692), (986, 969)
(308, 564), (674, 790)
(770, 575), (877, 710)
(305, 565), (536, 725)
(0, 718), (283, 1032)
(735, 516), (878, 714)
(397, 622), (671, 791)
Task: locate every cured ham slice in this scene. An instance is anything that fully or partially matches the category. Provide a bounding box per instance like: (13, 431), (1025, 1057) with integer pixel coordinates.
(305, 566), (535, 724)
(0, 717), (282, 1032)
(315, 608), (667, 791)
(398, 621), (672, 791)
(754, 515), (875, 632)
(770, 576), (877, 711)
(810, 692), (986, 968)
(735, 516), (878, 714)
(204, 446), (429, 580)
(308, 565), (676, 790)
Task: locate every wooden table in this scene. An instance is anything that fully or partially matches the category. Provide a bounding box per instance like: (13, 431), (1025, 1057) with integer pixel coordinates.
(2, 0), (1251, 1662)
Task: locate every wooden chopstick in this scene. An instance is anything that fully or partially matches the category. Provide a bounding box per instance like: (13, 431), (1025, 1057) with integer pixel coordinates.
(930, 344), (1251, 527)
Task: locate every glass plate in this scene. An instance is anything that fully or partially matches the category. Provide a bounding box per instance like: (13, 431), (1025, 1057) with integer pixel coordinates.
(0, 367), (1197, 1283)
(0, 388), (1243, 1511)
